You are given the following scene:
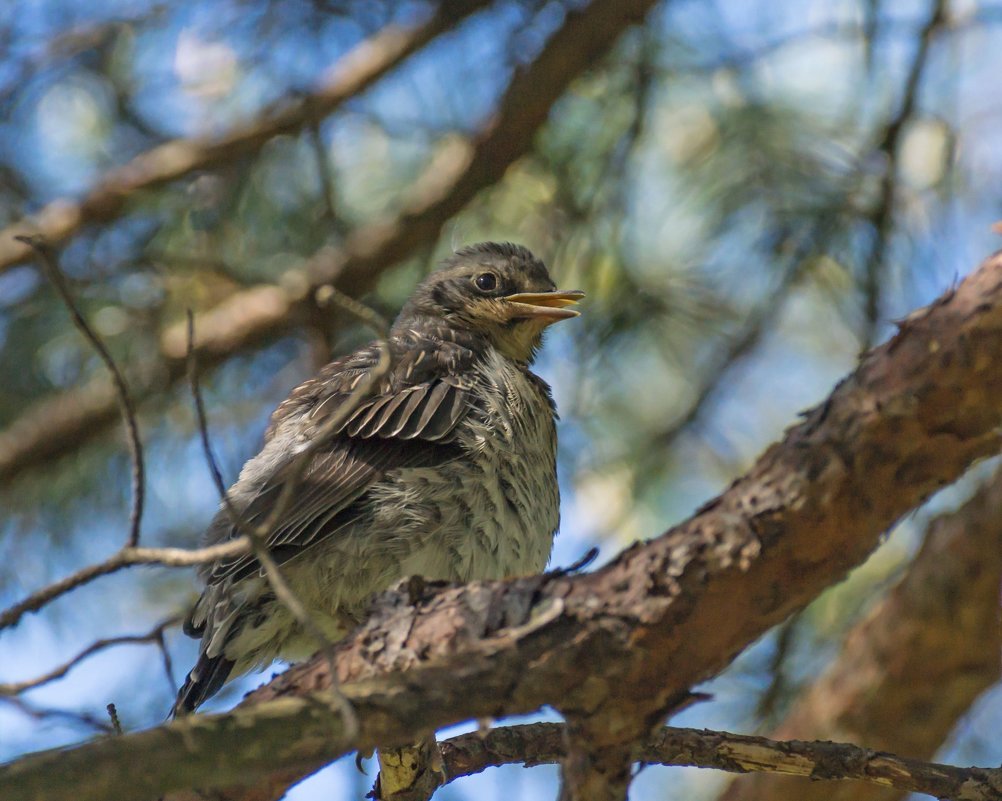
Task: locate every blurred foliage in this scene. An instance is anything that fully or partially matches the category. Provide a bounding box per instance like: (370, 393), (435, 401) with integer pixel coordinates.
(2, 0), (1002, 798)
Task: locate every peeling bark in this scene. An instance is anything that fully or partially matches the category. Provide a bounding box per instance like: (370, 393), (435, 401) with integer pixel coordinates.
(442, 723), (1002, 801)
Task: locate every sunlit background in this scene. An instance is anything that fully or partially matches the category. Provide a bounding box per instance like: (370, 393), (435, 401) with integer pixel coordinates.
(2, 0), (1002, 798)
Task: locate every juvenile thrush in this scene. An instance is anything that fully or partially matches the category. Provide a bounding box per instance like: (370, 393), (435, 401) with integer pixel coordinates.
(174, 242), (583, 715)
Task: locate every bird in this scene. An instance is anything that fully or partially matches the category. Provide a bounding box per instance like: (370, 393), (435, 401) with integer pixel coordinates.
(173, 242), (583, 716)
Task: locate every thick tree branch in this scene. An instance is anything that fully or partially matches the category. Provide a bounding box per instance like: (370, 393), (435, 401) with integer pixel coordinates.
(0, 0), (488, 276)
(4, 250), (1002, 801)
(719, 467), (1002, 801)
(0, 0), (654, 485)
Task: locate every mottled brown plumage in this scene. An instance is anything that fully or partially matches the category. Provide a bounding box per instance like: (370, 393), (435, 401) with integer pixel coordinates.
(173, 242), (582, 715)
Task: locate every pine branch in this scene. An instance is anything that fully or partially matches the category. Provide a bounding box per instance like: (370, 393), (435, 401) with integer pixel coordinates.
(3, 248), (1002, 801)
(719, 467), (1002, 801)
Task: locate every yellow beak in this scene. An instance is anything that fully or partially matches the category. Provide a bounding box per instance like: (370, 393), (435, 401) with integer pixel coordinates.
(503, 289), (585, 321)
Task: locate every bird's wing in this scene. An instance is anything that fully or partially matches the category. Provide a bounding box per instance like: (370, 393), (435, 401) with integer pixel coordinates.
(203, 338), (476, 586)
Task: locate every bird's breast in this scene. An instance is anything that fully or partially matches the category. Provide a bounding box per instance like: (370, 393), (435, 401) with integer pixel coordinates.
(328, 351), (560, 600)
(448, 352), (560, 579)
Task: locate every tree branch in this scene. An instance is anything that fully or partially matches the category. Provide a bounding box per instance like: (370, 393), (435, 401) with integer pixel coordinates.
(719, 466), (1002, 801)
(0, 0), (489, 276)
(0, 615), (180, 696)
(17, 236), (146, 547)
(4, 249), (1002, 801)
(0, 539), (250, 630)
(439, 723), (1002, 800)
(0, 0), (655, 485)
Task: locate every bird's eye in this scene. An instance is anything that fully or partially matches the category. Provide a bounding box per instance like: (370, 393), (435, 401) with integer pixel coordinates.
(474, 272), (497, 292)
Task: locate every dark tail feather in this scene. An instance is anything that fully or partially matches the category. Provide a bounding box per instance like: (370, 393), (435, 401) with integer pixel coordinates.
(171, 653), (235, 718)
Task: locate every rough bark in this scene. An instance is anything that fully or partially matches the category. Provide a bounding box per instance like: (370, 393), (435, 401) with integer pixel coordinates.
(440, 723), (1002, 800)
(3, 252), (1002, 801)
(0, 0), (655, 484)
(719, 469), (1002, 801)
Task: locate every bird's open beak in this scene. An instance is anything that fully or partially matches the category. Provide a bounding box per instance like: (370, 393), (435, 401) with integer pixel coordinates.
(503, 289), (585, 321)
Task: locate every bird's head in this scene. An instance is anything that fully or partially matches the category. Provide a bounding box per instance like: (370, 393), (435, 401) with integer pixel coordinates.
(396, 242), (584, 364)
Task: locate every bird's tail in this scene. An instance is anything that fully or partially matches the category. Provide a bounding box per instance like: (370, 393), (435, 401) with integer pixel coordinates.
(171, 652), (235, 718)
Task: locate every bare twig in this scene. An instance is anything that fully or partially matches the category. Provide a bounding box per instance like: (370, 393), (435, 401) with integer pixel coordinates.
(0, 539), (250, 631)
(17, 235), (145, 547)
(314, 283), (390, 336)
(0, 616), (181, 695)
(0, 696), (111, 732)
(184, 310), (237, 520)
(185, 308), (390, 736)
(153, 625), (177, 696)
(755, 612), (800, 723)
(0, 695), (112, 733)
(106, 704), (123, 735)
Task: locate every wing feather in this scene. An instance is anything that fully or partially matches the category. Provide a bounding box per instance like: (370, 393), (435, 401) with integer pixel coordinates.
(397, 381), (451, 439)
(202, 335), (477, 586)
(379, 386), (430, 438)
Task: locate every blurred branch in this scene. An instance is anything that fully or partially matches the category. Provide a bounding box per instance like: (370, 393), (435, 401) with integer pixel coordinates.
(5, 249), (1002, 801)
(754, 611), (800, 723)
(0, 539), (251, 631)
(718, 467), (1002, 801)
(860, 0), (945, 347)
(646, 233), (813, 457)
(674, 8), (999, 74)
(308, 122), (347, 236)
(18, 236), (145, 547)
(0, 616), (180, 696)
(0, 0), (489, 275)
(0, 0), (657, 484)
(105, 703), (124, 736)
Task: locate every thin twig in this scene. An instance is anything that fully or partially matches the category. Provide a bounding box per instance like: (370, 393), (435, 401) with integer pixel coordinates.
(184, 309), (391, 737)
(0, 539), (250, 631)
(16, 235), (145, 548)
(0, 616), (182, 696)
(0, 695), (112, 733)
(105, 704), (123, 735)
(314, 283), (391, 336)
(153, 626), (177, 696)
(258, 341), (391, 545)
(755, 611), (801, 722)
